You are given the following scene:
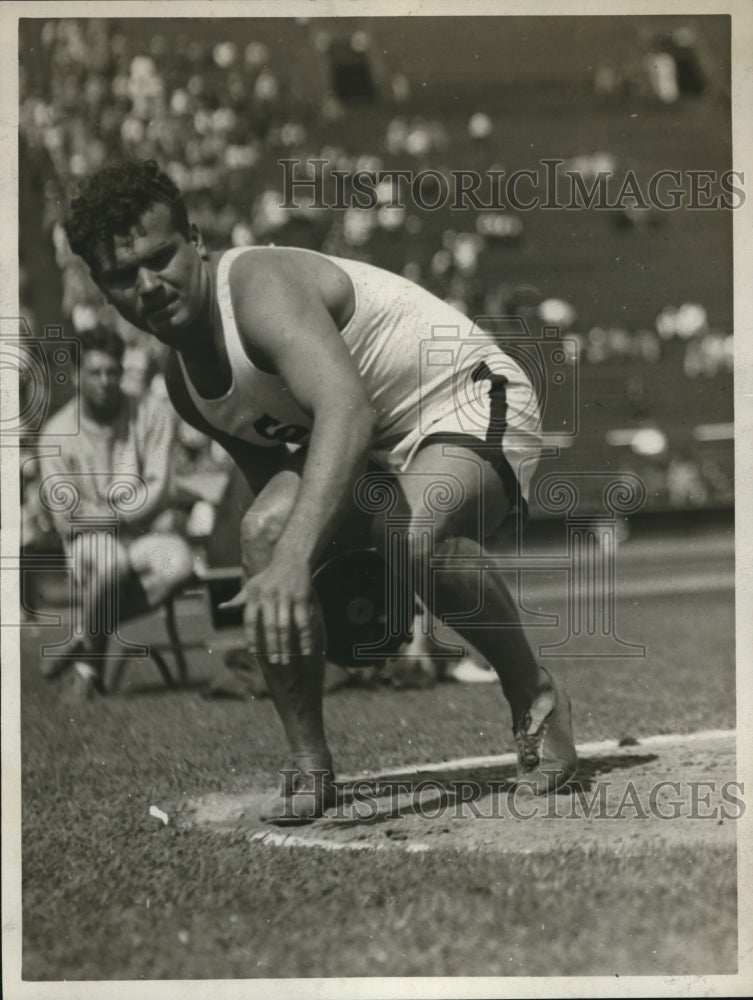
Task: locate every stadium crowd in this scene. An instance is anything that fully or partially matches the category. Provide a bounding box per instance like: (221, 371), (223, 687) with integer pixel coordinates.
(18, 19), (734, 656)
(21, 20), (732, 357)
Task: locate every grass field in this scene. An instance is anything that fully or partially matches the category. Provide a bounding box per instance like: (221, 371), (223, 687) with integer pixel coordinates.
(13, 517), (738, 983)
(8, 12), (742, 992)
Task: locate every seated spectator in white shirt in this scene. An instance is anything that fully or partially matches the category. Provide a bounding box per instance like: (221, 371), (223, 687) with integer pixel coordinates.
(38, 325), (194, 697)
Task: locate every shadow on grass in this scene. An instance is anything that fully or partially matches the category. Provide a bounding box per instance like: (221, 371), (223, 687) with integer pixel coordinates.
(314, 753), (658, 830)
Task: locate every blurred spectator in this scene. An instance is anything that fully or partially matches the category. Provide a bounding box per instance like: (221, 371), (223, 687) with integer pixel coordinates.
(683, 331), (733, 379)
(19, 15), (733, 527)
(666, 455), (710, 506)
(36, 326), (194, 699)
(121, 344), (158, 399)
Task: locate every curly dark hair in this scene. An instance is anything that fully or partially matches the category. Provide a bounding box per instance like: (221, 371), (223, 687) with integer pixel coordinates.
(65, 160), (190, 271)
(78, 325), (126, 364)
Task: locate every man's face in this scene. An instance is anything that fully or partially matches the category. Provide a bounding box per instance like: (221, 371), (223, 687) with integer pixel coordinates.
(78, 349), (123, 419)
(91, 202), (209, 347)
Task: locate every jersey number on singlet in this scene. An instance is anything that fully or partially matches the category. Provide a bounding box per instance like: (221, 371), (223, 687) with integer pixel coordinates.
(253, 414), (310, 444)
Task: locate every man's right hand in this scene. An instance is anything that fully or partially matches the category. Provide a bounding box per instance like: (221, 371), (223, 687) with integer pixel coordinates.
(219, 555), (318, 664)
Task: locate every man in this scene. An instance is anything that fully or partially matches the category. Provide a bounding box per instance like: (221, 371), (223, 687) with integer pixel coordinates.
(39, 324), (194, 698)
(64, 159), (576, 820)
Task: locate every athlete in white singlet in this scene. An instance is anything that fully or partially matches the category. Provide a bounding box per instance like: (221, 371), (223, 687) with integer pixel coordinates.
(65, 160), (576, 821)
(176, 245), (542, 497)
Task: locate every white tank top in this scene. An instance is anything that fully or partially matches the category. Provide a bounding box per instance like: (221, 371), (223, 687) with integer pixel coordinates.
(178, 246), (530, 454)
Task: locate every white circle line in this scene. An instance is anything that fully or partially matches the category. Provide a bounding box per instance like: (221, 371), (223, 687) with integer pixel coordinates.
(228, 729), (737, 856)
(341, 727), (736, 783)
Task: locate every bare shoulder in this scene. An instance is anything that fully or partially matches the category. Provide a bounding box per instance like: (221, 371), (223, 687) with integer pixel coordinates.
(227, 247), (353, 333)
(227, 247), (316, 303)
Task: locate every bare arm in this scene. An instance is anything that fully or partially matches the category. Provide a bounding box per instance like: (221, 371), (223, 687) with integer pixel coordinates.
(229, 254), (377, 660)
(232, 259), (376, 566)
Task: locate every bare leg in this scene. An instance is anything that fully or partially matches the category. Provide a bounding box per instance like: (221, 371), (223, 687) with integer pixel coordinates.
(238, 468), (335, 822)
(429, 535), (552, 721)
(384, 445), (548, 716)
(386, 443), (576, 791)
(48, 535), (137, 691)
(48, 533), (194, 695)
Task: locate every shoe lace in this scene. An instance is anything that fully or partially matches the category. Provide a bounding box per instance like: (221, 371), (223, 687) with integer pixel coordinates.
(515, 710), (547, 770)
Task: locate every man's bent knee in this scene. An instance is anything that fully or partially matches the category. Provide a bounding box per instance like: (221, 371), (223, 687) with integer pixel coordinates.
(240, 506), (288, 575)
(373, 516), (474, 568)
(240, 475), (299, 575)
(240, 506), (288, 548)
